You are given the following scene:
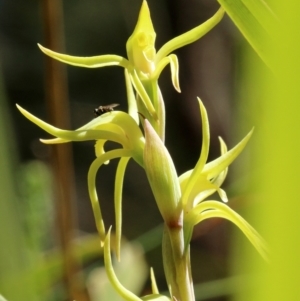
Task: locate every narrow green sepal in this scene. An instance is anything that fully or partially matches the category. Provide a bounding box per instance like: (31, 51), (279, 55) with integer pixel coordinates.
(150, 267), (159, 294)
(181, 98), (210, 207)
(156, 7), (225, 62)
(190, 201), (269, 261)
(203, 128), (254, 179)
(114, 157), (131, 261)
(38, 43), (130, 68)
(104, 228), (144, 301)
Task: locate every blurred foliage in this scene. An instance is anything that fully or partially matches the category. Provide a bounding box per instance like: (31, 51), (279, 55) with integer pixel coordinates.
(0, 65), (39, 301)
(227, 0), (300, 301)
(217, 0), (277, 68)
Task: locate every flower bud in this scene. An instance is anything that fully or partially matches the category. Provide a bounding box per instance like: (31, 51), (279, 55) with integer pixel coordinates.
(143, 119), (182, 225)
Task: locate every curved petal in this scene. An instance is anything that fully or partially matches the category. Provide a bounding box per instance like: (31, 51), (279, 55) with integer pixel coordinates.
(38, 44), (131, 69)
(203, 128), (254, 179)
(193, 187), (217, 205)
(39, 128), (126, 146)
(150, 268), (159, 294)
(211, 137), (228, 186)
(95, 139), (109, 161)
(216, 187), (228, 203)
(125, 69), (139, 124)
(104, 228), (143, 301)
(129, 69), (157, 119)
(179, 135), (227, 189)
(194, 179), (228, 204)
(17, 104), (129, 146)
(17, 105), (147, 160)
(114, 156), (131, 261)
(88, 150), (133, 243)
(190, 201), (269, 261)
(153, 54), (180, 92)
(156, 8), (225, 62)
(179, 135), (231, 206)
(181, 99), (210, 207)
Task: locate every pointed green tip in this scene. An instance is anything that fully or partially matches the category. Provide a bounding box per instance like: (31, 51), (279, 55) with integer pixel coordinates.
(37, 43), (48, 55)
(135, 0), (154, 33)
(126, 0), (156, 74)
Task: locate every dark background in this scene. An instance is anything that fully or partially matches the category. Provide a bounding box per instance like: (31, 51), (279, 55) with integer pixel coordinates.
(0, 0), (254, 300)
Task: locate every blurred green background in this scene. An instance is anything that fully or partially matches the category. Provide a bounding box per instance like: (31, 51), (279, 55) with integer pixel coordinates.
(1, 0), (288, 301)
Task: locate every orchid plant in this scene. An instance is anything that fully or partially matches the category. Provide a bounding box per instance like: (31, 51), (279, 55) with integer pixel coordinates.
(17, 1), (267, 301)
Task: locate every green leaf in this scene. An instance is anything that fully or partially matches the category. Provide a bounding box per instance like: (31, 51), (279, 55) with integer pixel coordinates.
(217, 0), (277, 68)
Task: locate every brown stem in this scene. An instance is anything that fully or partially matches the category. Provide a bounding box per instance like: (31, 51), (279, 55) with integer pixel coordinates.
(40, 0), (85, 300)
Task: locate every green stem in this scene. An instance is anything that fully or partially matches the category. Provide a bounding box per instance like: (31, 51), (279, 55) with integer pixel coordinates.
(162, 224), (195, 301)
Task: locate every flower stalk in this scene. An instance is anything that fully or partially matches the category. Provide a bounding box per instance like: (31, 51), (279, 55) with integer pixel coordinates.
(163, 225), (194, 301)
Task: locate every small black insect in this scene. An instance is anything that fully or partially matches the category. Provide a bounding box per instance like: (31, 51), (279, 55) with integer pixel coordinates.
(94, 103), (120, 116)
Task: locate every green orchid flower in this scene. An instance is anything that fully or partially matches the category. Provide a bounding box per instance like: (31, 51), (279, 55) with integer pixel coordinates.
(37, 0), (224, 140)
(16, 104), (145, 259)
(142, 98), (268, 300)
(178, 99), (268, 260)
(142, 97), (267, 258)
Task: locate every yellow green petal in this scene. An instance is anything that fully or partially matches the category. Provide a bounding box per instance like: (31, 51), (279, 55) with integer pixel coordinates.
(153, 54), (180, 92)
(190, 201), (269, 261)
(129, 70), (157, 119)
(150, 268), (159, 294)
(181, 99), (210, 207)
(95, 139), (108, 160)
(156, 7), (225, 62)
(38, 43), (130, 68)
(104, 228), (144, 301)
(125, 69), (139, 124)
(114, 157), (131, 261)
(88, 150), (132, 243)
(17, 104), (126, 143)
(203, 128), (254, 179)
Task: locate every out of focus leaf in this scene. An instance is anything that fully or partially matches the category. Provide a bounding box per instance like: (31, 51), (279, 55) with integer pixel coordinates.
(217, 0), (277, 68)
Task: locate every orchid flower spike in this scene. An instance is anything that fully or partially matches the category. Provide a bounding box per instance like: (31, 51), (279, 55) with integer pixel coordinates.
(37, 0), (224, 140)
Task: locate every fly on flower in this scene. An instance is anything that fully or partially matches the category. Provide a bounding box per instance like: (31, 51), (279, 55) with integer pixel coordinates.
(94, 103), (120, 116)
